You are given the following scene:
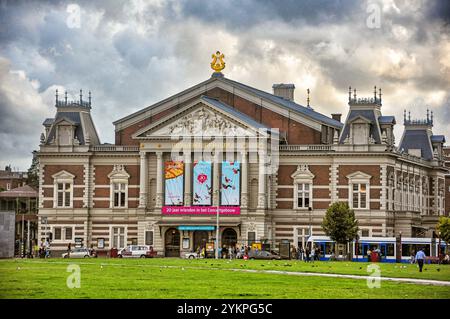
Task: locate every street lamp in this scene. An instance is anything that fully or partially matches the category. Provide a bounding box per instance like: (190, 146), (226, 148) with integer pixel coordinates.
(215, 190), (219, 260)
(438, 231), (441, 262)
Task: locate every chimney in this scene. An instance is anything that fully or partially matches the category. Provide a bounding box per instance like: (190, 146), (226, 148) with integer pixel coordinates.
(272, 83), (295, 101)
(331, 113), (342, 122)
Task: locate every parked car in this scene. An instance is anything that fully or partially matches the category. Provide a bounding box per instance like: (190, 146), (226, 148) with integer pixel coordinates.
(62, 247), (91, 258)
(117, 245), (156, 258)
(247, 250), (281, 260)
(184, 252), (199, 259)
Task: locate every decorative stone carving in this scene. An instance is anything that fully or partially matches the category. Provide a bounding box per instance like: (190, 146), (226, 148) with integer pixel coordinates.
(152, 107), (249, 137)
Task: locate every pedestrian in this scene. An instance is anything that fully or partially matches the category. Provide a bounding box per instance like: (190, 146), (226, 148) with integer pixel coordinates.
(367, 248), (372, 262)
(305, 248), (310, 262)
(67, 242), (72, 258)
(410, 251), (416, 264)
(415, 248), (426, 272)
(310, 247), (315, 263)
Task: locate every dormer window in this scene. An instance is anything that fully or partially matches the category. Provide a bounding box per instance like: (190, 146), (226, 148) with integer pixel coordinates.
(348, 116), (372, 145)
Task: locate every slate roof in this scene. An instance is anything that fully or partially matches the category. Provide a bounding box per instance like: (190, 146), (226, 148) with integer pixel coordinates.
(42, 118), (54, 126)
(399, 130), (433, 160)
(431, 135), (446, 143)
(114, 76), (343, 129)
(200, 95), (270, 130)
(378, 116), (396, 125)
(339, 110), (382, 144)
(221, 78), (343, 129)
(0, 185), (37, 198)
(46, 112), (84, 144)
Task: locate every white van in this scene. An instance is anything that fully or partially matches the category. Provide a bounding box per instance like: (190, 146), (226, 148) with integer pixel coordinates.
(117, 245), (154, 258)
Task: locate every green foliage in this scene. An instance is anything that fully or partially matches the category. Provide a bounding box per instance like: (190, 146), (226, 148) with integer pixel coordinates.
(437, 217), (450, 244)
(26, 151), (39, 189)
(322, 202), (359, 245)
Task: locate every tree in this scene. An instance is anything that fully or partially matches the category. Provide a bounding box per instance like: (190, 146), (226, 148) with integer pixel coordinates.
(322, 202), (359, 260)
(26, 150), (39, 189)
(436, 217), (450, 255)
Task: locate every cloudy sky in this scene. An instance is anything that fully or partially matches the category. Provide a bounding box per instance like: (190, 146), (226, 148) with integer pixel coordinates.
(0, 0), (449, 170)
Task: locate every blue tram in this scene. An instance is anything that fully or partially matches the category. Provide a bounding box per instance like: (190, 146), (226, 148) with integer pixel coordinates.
(306, 236), (446, 263)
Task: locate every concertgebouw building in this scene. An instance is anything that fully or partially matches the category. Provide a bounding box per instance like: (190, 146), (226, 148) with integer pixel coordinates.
(37, 53), (449, 257)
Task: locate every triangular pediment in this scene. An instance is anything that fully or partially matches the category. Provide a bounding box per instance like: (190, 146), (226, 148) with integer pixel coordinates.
(133, 97), (268, 139)
(348, 115), (372, 124)
(291, 165), (315, 181)
(346, 171), (372, 180)
(52, 170), (75, 180)
(53, 117), (77, 126)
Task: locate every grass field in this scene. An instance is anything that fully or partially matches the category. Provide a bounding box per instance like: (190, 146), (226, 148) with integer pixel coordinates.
(0, 258), (449, 299)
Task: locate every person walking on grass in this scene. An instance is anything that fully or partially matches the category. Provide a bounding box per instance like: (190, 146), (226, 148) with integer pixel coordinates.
(415, 248), (426, 272)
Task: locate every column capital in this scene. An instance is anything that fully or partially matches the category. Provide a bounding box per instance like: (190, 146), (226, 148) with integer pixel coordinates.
(156, 151), (163, 158)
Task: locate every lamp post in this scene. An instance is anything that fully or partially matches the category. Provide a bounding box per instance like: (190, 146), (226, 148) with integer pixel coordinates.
(438, 231), (441, 262)
(215, 191), (219, 260)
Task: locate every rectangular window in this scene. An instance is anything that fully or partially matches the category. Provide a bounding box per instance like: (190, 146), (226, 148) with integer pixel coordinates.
(54, 227), (62, 240)
(65, 227), (72, 240)
(296, 183), (311, 209)
(56, 182), (72, 207)
(6, 183), (11, 190)
(352, 183), (367, 209)
(113, 183), (127, 208)
(145, 231), (154, 246)
(112, 227), (125, 249)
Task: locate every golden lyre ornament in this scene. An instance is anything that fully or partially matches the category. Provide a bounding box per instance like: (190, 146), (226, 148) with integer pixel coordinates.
(211, 51), (225, 73)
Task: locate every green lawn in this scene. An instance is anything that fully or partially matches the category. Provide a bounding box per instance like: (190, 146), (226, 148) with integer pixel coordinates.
(0, 258), (449, 299)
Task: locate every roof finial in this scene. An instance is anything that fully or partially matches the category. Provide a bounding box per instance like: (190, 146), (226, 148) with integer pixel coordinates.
(431, 110), (433, 124)
(348, 86), (352, 103)
(55, 89), (59, 105)
(88, 91), (91, 106)
(307, 88), (310, 107)
(374, 86), (377, 100)
(353, 88), (357, 101)
(64, 91), (68, 105)
(378, 87), (382, 104)
(211, 51), (225, 74)
(404, 109), (406, 123)
(427, 109), (429, 122)
(408, 111), (411, 122)
(80, 89), (83, 103)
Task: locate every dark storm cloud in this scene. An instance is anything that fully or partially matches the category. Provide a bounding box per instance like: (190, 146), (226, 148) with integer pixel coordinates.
(179, 0), (358, 28)
(426, 0), (450, 25)
(0, 0), (449, 170)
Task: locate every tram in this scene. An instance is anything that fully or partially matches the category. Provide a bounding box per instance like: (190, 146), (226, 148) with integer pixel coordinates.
(306, 236), (447, 263)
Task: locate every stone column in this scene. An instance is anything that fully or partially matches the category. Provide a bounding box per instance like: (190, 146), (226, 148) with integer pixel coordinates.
(241, 151), (248, 208)
(155, 152), (163, 208)
(139, 151), (147, 208)
(184, 153), (191, 206)
(257, 152), (266, 209)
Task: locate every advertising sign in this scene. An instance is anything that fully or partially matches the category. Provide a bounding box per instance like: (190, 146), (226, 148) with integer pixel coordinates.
(193, 161), (212, 205)
(221, 161), (240, 205)
(165, 161), (184, 205)
(162, 206), (240, 215)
